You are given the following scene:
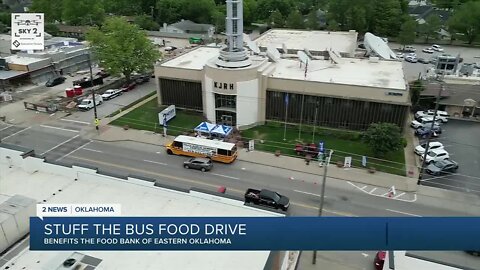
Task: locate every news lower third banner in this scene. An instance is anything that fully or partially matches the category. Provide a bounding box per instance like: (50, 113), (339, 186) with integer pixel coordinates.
(30, 217), (480, 251)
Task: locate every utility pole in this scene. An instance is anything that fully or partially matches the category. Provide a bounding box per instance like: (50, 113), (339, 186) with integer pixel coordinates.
(312, 101), (319, 142)
(312, 149), (333, 264)
(298, 94), (305, 140)
(87, 54), (99, 131)
(418, 84), (443, 184)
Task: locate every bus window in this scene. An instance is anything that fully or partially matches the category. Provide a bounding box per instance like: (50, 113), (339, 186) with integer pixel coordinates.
(173, 141), (183, 148)
(218, 148), (228, 156)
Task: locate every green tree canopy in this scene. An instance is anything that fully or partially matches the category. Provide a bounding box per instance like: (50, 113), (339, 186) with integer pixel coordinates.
(364, 123), (403, 158)
(87, 17), (160, 81)
(448, 1), (480, 44)
(398, 17), (417, 48)
(156, 0), (183, 24)
(269, 10), (285, 28)
(62, 0), (105, 25)
(372, 0), (402, 37)
(101, 0), (141, 16)
(286, 9), (305, 29)
(419, 14), (441, 43)
(306, 10), (319, 30)
(30, 0), (63, 22)
(134, 15), (160, 30)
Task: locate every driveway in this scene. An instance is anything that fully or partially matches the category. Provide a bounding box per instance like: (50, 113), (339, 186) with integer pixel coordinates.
(419, 119), (480, 195)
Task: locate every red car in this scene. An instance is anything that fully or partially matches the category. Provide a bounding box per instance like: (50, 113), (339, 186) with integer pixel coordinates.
(121, 82), (136, 92)
(294, 143), (319, 157)
(374, 251), (386, 270)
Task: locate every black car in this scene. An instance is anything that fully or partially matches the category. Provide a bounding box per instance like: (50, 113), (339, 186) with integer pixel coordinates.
(415, 125), (442, 138)
(244, 188), (290, 211)
(183, 157), (213, 172)
(426, 159), (458, 175)
(45, 76), (66, 87)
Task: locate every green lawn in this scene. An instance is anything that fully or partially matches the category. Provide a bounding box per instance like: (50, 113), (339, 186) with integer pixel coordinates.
(241, 122), (406, 176)
(110, 98), (205, 136)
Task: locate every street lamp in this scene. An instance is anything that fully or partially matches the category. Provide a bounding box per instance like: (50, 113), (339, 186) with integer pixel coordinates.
(86, 53), (99, 131)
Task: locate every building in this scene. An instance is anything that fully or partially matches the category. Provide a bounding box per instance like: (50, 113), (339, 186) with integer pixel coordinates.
(383, 251), (479, 269)
(154, 1), (409, 131)
(56, 25), (91, 39)
(161, 19), (215, 38)
(0, 143), (294, 270)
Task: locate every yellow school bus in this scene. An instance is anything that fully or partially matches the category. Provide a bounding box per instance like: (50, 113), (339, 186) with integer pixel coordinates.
(165, 135), (238, 164)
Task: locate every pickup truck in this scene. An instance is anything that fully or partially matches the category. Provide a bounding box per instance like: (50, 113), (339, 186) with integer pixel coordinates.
(101, 89), (122, 100)
(245, 188), (290, 211)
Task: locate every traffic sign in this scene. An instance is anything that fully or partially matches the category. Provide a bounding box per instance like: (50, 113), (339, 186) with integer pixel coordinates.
(95, 118), (100, 126)
(318, 141), (324, 153)
(11, 13), (44, 50)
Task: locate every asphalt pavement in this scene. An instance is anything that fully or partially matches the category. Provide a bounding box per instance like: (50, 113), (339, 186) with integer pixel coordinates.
(419, 119), (480, 195)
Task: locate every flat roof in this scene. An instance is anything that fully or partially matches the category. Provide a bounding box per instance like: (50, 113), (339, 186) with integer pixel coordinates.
(0, 70), (29, 80)
(270, 58), (406, 90)
(161, 46), (220, 70)
(0, 146), (280, 270)
(6, 55), (47, 65)
(254, 29), (358, 55)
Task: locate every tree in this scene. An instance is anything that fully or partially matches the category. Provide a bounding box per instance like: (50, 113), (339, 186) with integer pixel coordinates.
(45, 23), (60, 36)
(62, 0), (105, 25)
(410, 79), (424, 106)
(156, 0), (184, 24)
(306, 10), (319, 30)
(181, 0), (216, 24)
(87, 17), (161, 82)
(419, 14), (441, 43)
(345, 6), (367, 33)
(286, 9), (305, 29)
(371, 0), (402, 37)
(326, 19), (340, 31)
(398, 17), (417, 49)
(134, 15), (160, 30)
(257, 0), (294, 20)
(364, 123), (403, 158)
(448, 1), (480, 44)
(243, 0), (258, 25)
(102, 0), (142, 16)
(30, 0), (63, 22)
(269, 10), (285, 28)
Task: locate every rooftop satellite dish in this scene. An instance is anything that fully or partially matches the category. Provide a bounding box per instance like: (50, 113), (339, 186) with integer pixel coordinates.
(363, 32), (397, 60)
(328, 49), (343, 64)
(267, 45), (281, 62)
(297, 51), (309, 65)
(246, 39), (260, 54)
(304, 48), (314, 58)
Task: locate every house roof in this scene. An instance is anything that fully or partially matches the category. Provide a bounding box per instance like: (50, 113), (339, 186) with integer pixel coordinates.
(57, 25), (91, 34)
(436, 84), (480, 106)
(408, 5), (433, 16)
(169, 20), (214, 32)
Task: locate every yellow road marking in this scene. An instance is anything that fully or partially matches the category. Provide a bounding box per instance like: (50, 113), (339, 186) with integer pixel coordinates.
(69, 155), (356, 216)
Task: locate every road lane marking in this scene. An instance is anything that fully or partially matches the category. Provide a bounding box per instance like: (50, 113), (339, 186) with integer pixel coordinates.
(2, 126), (31, 140)
(360, 185), (368, 190)
(347, 181), (417, 202)
(144, 159), (168, 166)
(385, 209), (422, 217)
(56, 141), (91, 161)
(393, 192), (406, 199)
(68, 155), (348, 214)
(40, 135), (80, 155)
(0, 125), (13, 131)
(61, 119), (90, 125)
(211, 173), (239, 180)
(368, 188), (377, 194)
(82, 148), (103, 153)
(40, 125), (80, 133)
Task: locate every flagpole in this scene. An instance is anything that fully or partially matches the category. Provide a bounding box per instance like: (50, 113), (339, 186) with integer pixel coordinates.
(283, 93), (288, 141)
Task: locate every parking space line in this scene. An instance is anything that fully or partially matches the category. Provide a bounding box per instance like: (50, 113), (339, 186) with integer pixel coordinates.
(385, 209), (422, 217)
(347, 181), (417, 202)
(61, 119), (90, 125)
(0, 124), (13, 131)
(368, 188), (377, 194)
(2, 126), (31, 140)
(211, 173), (239, 180)
(56, 141), (91, 161)
(82, 148), (103, 153)
(40, 125), (79, 133)
(40, 135), (80, 155)
(393, 192), (406, 199)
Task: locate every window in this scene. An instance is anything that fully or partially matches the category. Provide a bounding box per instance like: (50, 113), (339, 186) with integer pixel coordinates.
(215, 94), (236, 109)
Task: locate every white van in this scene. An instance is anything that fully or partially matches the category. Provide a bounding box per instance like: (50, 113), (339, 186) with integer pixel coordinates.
(77, 95), (103, 111)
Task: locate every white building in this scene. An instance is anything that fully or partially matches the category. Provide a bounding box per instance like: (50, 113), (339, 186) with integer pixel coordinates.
(0, 145), (294, 270)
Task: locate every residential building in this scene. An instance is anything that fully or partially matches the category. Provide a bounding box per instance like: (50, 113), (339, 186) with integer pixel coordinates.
(161, 19), (215, 38)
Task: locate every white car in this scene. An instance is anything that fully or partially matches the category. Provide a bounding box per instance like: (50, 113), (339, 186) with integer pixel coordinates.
(77, 95), (103, 111)
(396, 52), (404, 58)
(404, 46), (416, 52)
(414, 142), (444, 156)
(432, 44), (444, 52)
(405, 55), (418, 63)
(101, 89), (122, 100)
(422, 48), (434, 54)
(415, 110), (450, 123)
(411, 116), (441, 129)
(421, 149), (450, 164)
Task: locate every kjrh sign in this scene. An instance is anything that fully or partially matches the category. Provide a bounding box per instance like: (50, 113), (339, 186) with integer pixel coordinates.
(11, 13), (44, 50)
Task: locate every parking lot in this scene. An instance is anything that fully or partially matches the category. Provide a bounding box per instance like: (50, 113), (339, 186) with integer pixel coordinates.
(418, 119), (480, 195)
(388, 42), (480, 81)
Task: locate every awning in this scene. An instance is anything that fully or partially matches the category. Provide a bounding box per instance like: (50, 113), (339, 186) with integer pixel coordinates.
(211, 125), (233, 136)
(194, 122), (216, 133)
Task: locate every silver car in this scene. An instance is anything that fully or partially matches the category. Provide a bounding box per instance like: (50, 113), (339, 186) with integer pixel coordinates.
(183, 157), (213, 172)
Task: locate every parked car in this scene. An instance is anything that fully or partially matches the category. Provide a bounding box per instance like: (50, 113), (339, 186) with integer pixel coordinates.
(415, 126), (442, 138)
(416, 110), (449, 123)
(164, 46), (177, 52)
(395, 52), (404, 58)
(45, 76), (66, 87)
(183, 157), (213, 172)
(421, 149), (450, 164)
(414, 141), (444, 156)
(294, 143), (319, 157)
(418, 58), (430, 64)
(77, 95), (103, 111)
(410, 116), (441, 129)
(405, 55), (418, 63)
(422, 47), (435, 54)
(432, 44), (444, 52)
(426, 159), (458, 175)
(96, 70), (110, 78)
(244, 188), (290, 211)
(121, 82), (136, 92)
(374, 251), (386, 270)
(101, 89), (122, 100)
(404, 46), (416, 52)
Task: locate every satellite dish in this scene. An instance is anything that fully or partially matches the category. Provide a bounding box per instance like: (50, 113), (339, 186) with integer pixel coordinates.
(328, 49), (342, 64)
(282, 43), (288, 54)
(297, 51), (309, 65)
(363, 32), (397, 60)
(267, 45), (281, 62)
(246, 40), (260, 54)
(304, 48), (313, 58)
